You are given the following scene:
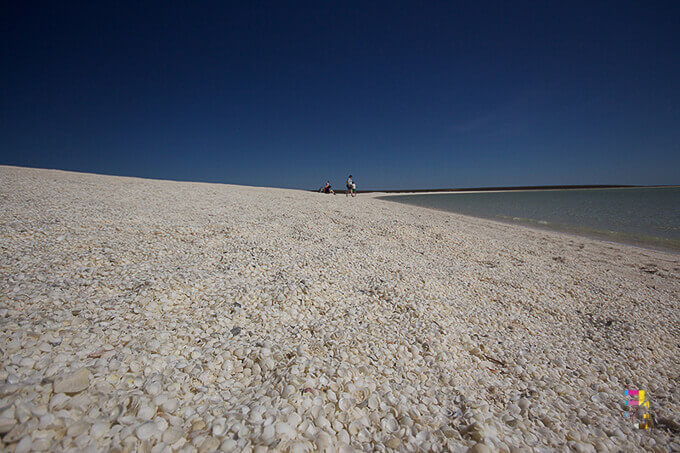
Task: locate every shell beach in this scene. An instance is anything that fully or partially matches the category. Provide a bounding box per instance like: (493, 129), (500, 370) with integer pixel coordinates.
(1, 165), (678, 452)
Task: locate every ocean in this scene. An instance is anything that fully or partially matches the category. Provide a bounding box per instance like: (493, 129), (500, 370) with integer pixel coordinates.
(379, 187), (680, 252)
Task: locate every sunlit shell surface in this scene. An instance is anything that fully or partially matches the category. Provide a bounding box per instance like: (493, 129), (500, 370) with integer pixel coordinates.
(0, 166), (678, 451)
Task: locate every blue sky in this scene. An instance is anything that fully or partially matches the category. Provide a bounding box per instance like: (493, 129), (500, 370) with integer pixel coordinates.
(1, 1), (679, 190)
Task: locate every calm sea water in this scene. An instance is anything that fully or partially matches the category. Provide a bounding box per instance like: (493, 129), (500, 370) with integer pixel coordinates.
(379, 187), (680, 252)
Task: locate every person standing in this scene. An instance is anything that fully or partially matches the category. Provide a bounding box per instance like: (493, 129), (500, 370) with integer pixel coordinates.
(346, 174), (356, 197)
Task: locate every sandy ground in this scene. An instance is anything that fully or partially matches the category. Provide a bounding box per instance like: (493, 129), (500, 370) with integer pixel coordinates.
(0, 166), (678, 452)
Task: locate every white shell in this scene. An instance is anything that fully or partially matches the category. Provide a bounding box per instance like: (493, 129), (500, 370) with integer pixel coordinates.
(135, 421), (158, 440)
(338, 397), (353, 412)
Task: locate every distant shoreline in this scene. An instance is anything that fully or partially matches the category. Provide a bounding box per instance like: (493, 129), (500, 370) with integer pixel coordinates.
(321, 184), (679, 195)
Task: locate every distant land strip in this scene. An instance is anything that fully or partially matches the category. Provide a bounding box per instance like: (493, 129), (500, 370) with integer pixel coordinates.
(313, 184), (680, 194)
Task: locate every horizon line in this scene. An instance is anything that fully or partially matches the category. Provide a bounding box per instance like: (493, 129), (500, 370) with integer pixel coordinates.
(2, 165), (678, 193)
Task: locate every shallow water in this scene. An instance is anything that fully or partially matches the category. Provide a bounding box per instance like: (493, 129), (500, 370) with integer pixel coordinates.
(380, 187), (680, 252)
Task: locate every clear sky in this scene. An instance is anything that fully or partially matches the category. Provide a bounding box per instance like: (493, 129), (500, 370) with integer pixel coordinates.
(1, 1), (679, 190)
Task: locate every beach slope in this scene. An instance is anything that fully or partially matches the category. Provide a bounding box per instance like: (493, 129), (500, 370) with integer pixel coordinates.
(1, 166), (678, 451)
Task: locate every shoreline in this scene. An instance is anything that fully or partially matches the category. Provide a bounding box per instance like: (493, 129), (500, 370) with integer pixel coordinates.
(1, 166), (678, 451)
(375, 195), (680, 256)
(366, 185), (680, 197)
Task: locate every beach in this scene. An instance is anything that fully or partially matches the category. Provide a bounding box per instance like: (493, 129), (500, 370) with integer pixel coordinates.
(377, 188), (680, 253)
(1, 166), (678, 452)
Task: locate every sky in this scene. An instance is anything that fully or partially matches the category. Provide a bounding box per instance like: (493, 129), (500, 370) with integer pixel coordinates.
(1, 1), (679, 190)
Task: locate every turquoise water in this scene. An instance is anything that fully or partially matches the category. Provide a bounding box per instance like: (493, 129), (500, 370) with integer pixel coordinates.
(379, 187), (680, 252)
